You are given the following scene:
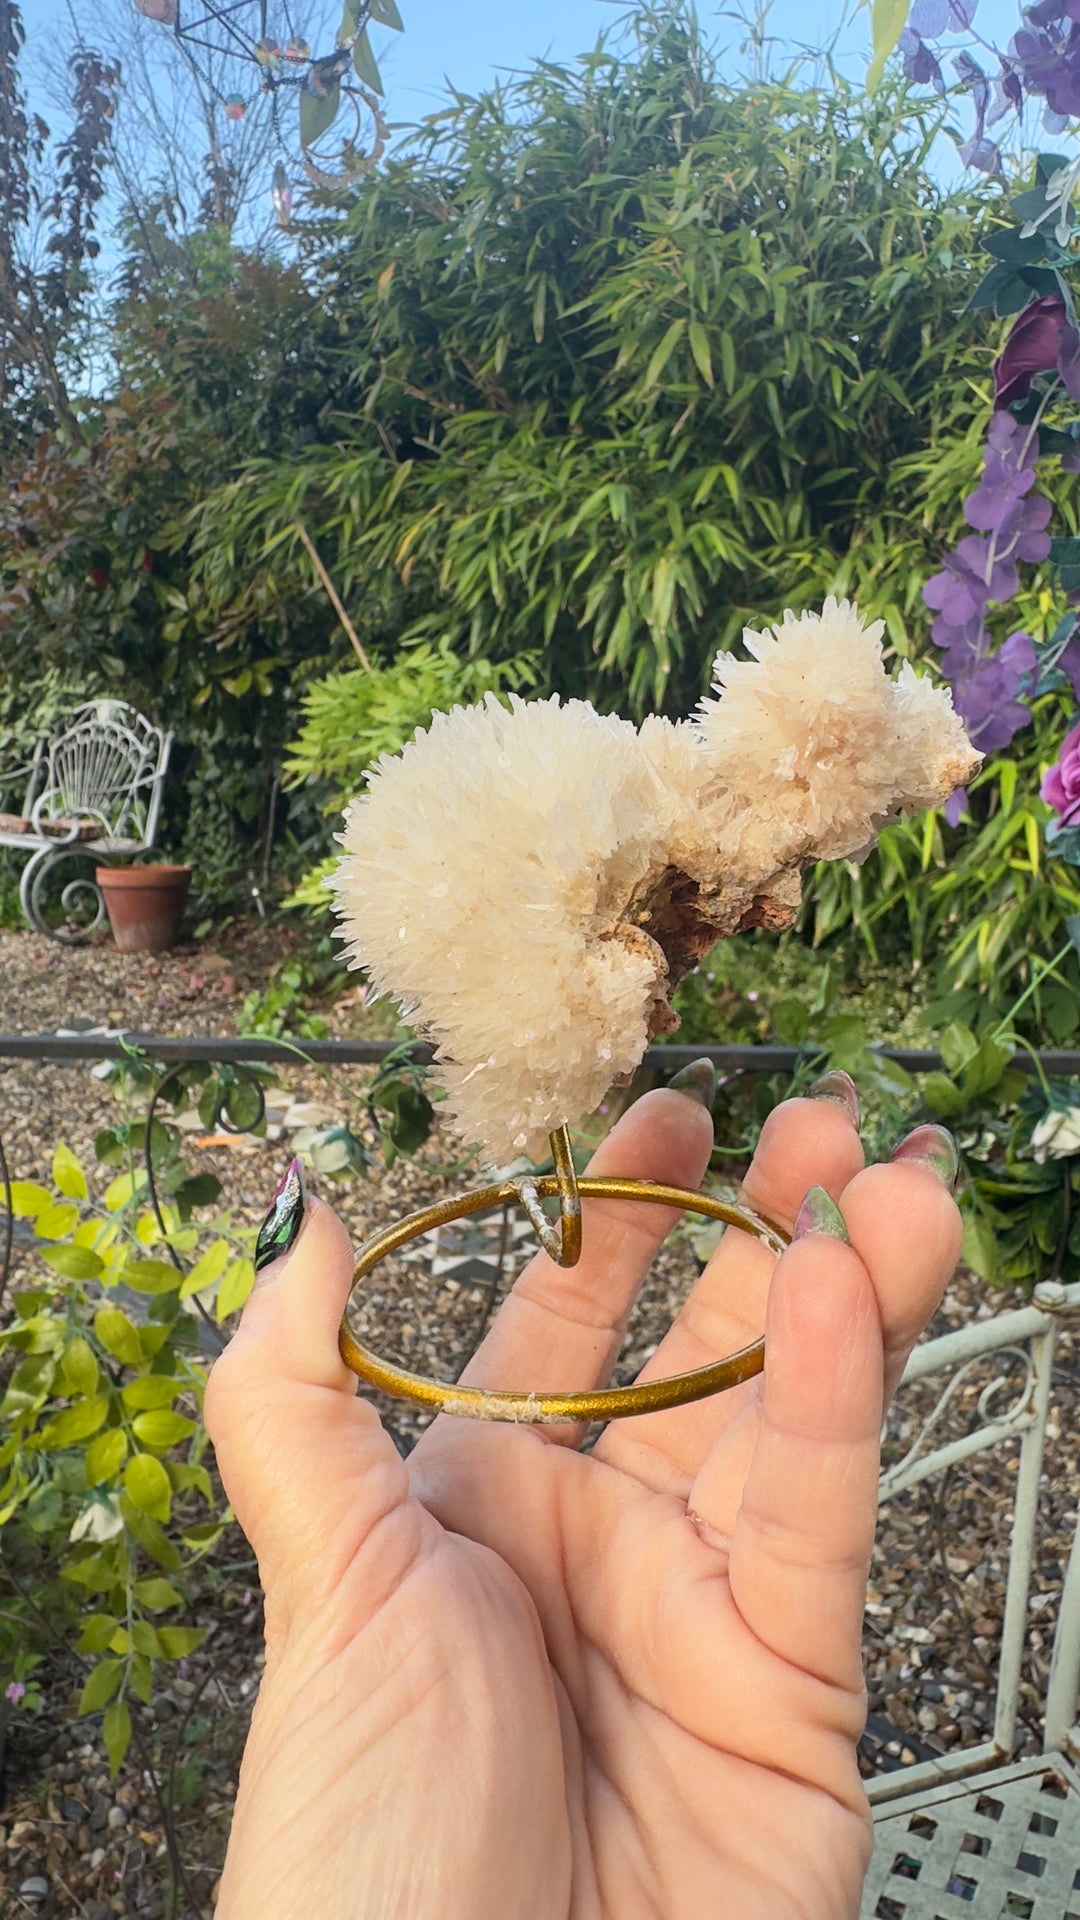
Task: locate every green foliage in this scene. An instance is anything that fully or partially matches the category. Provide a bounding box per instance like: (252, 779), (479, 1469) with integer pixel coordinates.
(667, 925), (1080, 1292)
(0, 254), (351, 913)
(188, 11), (999, 724)
(285, 643), (540, 809)
(0, 6), (120, 452)
(0, 1130), (234, 1776)
(283, 643), (540, 894)
(796, 683), (1080, 1035)
(0, 1038), (446, 1766)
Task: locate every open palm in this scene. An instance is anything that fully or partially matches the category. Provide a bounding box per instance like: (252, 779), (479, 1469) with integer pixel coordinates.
(206, 1085), (962, 1920)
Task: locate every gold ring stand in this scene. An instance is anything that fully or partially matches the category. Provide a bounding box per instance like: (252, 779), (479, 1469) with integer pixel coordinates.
(339, 1124), (791, 1424)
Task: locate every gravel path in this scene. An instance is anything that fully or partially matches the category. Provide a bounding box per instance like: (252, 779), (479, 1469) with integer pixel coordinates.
(0, 927), (1076, 1918)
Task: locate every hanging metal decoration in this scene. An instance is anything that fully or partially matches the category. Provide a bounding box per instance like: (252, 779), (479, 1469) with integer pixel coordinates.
(129, 0), (398, 209)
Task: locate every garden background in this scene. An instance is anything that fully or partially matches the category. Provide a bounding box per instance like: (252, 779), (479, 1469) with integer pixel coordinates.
(3, 0), (1080, 1912)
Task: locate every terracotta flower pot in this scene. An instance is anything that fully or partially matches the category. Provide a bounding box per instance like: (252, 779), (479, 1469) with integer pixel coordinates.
(96, 864), (192, 953)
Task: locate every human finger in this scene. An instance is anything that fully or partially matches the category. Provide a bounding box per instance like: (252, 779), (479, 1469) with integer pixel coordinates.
(689, 1145), (962, 1585)
(204, 1164), (412, 1630)
(414, 1074), (716, 1458)
(724, 1197), (884, 1690)
(594, 1079), (864, 1488)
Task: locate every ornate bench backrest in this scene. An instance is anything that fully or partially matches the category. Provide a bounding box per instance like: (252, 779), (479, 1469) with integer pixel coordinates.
(32, 701), (173, 848)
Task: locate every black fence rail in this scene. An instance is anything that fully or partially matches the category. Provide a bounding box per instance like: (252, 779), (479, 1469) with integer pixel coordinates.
(4, 1026), (1080, 1319)
(4, 1031), (1080, 1073)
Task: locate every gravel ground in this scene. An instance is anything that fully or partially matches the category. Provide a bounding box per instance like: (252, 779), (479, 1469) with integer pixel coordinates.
(0, 926), (1077, 1918)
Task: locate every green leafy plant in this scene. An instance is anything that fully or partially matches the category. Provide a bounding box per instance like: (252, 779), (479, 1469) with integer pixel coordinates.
(0, 1041), (445, 1775)
(0, 1131), (241, 1775)
(283, 644), (539, 902)
(187, 9), (1001, 729)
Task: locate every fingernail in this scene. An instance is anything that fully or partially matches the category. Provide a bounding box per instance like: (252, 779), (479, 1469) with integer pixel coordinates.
(667, 1058), (717, 1110)
(806, 1068), (861, 1129)
(793, 1184), (850, 1243)
(889, 1123), (959, 1192)
(253, 1157), (307, 1275)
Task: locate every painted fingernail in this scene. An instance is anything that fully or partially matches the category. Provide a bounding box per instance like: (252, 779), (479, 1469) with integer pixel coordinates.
(254, 1157), (307, 1275)
(667, 1058), (717, 1110)
(793, 1184), (850, 1243)
(806, 1068), (861, 1129)
(889, 1123), (959, 1191)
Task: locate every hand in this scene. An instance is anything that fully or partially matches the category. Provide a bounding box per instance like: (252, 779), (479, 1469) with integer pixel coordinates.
(205, 1081), (962, 1920)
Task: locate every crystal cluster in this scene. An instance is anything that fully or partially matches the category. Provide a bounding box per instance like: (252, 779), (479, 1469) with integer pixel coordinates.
(333, 599), (980, 1165)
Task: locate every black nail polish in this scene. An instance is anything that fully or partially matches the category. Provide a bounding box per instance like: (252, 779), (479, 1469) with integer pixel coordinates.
(254, 1158), (307, 1273)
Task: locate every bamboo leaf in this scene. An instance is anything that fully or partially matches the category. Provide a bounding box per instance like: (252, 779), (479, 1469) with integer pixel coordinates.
(642, 318), (686, 392)
(867, 0), (910, 92)
(688, 320), (713, 388)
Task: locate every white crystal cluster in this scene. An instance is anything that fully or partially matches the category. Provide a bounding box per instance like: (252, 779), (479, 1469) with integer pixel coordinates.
(332, 599), (980, 1165)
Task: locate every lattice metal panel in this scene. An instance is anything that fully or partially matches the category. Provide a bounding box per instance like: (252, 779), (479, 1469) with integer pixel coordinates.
(862, 1755), (1080, 1920)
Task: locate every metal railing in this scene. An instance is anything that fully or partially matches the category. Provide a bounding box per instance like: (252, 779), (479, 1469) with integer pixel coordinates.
(869, 1281), (1080, 1800)
(4, 1032), (1080, 1072)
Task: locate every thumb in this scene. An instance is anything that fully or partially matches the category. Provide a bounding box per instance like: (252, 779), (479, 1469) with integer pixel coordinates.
(204, 1162), (411, 1631)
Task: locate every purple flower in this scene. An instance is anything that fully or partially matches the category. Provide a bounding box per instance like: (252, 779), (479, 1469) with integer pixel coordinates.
(5, 1680), (26, 1705)
(900, 28), (946, 90)
(988, 68), (1024, 123)
(944, 787), (969, 826)
(1042, 719), (1080, 823)
(999, 491), (1053, 563)
(950, 645), (1036, 750)
(1008, 18), (1080, 120)
(964, 421), (1038, 530)
(1058, 324), (1080, 401)
(959, 136), (1002, 171)
(1000, 627), (1038, 679)
(1027, 0), (1076, 25)
(954, 50), (1000, 167)
(924, 533), (1019, 623)
(1059, 630), (1080, 695)
(911, 0), (951, 32)
(994, 295), (1068, 409)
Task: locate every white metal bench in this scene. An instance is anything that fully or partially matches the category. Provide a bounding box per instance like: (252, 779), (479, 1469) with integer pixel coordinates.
(862, 1280), (1080, 1920)
(0, 701), (173, 941)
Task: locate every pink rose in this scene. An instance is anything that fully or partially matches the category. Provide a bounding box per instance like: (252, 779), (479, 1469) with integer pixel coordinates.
(1041, 720), (1080, 826)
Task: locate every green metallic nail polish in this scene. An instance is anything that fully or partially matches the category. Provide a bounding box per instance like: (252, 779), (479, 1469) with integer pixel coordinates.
(889, 1123), (959, 1192)
(254, 1157), (307, 1274)
(792, 1184), (850, 1243)
(806, 1068), (861, 1129)
(667, 1058), (717, 1110)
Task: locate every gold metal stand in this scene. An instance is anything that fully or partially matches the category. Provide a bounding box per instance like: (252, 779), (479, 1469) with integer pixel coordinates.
(339, 1124), (791, 1424)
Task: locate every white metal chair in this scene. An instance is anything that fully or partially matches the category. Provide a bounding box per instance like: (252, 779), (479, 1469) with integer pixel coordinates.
(0, 701), (173, 941)
(862, 1280), (1080, 1920)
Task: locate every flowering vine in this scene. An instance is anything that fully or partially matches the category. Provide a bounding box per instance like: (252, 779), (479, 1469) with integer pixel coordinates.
(866, 0), (1080, 837)
(922, 282), (1080, 812)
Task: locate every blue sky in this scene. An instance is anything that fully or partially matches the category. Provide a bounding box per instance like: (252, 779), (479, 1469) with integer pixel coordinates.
(25, 0), (1030, 126)
(19, 0), (1047, 247)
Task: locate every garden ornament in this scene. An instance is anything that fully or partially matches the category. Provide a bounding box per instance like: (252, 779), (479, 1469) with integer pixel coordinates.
(332, 598), (981, 1423)
(128, 0), (393, 195)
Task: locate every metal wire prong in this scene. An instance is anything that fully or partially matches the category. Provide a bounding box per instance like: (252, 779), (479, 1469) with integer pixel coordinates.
(514, 1124), (582, 1267)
